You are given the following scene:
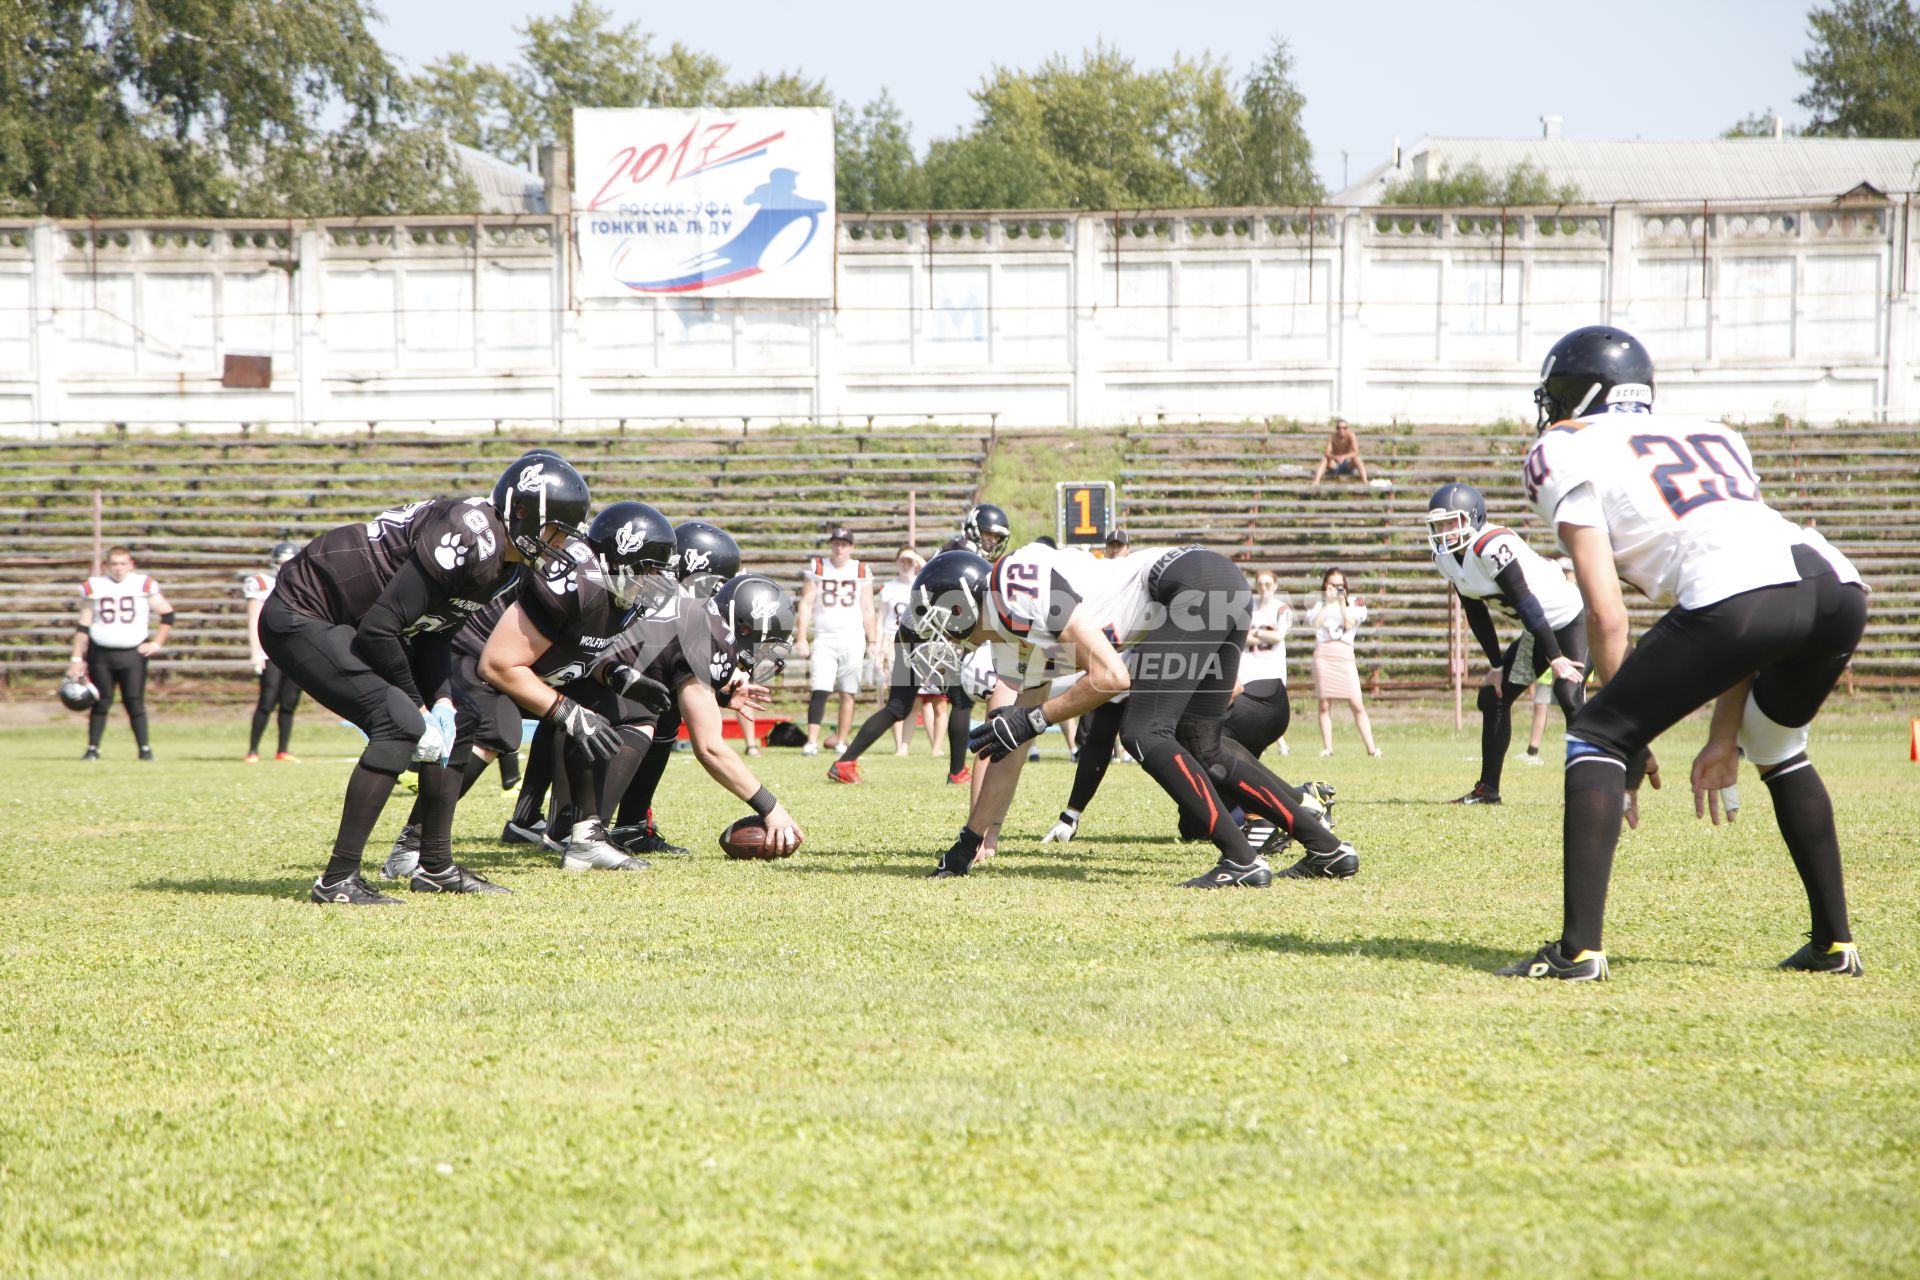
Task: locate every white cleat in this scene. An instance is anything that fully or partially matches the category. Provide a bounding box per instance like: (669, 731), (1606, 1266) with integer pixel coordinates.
(560, 822), (650, 872)
(800, 742), (820, 757)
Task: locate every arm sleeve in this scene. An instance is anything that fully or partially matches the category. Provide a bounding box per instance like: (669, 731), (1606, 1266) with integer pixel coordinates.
(411, 632), (455, 705)
(1493, 561), (1563, 662)
(353, 558), (443, 707)
(1460, 595), (1504, 667)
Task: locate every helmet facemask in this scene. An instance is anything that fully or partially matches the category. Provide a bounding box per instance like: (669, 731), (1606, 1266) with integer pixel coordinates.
(740, 639), (792, 686)
(603, 559), (676, 614)
(908, 638), (962, 686)
(1425, 508), (1476, 555)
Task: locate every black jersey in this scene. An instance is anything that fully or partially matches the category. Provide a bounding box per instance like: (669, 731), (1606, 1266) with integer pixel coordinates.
(277, 497), (517, 634)
(600, 592), (739, 695)
(451, 539), (590, 664)
(517, 551), (640, 689)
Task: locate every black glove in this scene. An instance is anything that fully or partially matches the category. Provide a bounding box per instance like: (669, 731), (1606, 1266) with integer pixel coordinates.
(930, 827), (984, 878)
(968, 704), (1048, 762)
(600, 661), (672, 714)
(545, 694), (623, 763)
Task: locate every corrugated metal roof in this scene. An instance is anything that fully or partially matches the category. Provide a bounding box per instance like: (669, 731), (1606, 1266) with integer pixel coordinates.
(1329, 136), (1920, 205)
(453, 143), (547, 214)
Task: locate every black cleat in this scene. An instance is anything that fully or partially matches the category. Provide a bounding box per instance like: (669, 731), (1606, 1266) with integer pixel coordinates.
(82, 746), (100, 762)
(610, 822), (689, 856)
(138, 745), (155, 762)
(1451, 782), (1501, 805)
(1779, 938), (1862, 976)
(502, 817), (561, 853)
(1180, 858), (1273, 889)
(1299, 779), (1337, 824)
(310, 874), (401, 905)
(1494, 940), (1608, 980)
(928, 866), (970, 879)
(409, 863), (512, 895)
(1277, 841), (1359, 880)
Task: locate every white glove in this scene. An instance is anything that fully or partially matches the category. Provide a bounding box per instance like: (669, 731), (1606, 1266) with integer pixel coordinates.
(1042, 809), (1080, 844)
(412, 715), (448, 763)
(430, 700), (458, 765)
(1720, 783), (1740, 821)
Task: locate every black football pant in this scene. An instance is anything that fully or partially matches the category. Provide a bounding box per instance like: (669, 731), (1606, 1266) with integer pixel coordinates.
(1477, 617), (1587, 793)
(615, 702), (681, 828)
(248, 660), (302, 756)
(508, 680), (656, 836)
(85, 645), (149, 750)
(1116, 550), (1340, 866)
(1555, 549), (1866, 955)
(1224, 678), (1290, 758)
(259, 594), (448, 882)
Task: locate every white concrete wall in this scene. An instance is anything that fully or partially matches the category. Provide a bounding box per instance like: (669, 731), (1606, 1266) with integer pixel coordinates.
(1, 199), (1912, 434)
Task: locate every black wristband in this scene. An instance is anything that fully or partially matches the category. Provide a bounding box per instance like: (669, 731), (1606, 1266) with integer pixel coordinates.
(542, 693), (572, 724)
(748, 786), (777, 818)
(157, 611), (175, 624)
(74, 626), (88, 637)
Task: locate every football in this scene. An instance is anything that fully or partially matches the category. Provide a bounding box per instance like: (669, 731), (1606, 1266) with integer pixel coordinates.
(719, 815), (796, 860)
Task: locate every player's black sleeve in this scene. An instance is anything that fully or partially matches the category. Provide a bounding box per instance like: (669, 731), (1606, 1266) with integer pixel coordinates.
(411, 632), (454, 706)
(1460, 594), (1504, 667)
(1492, 561), (1563, 663)
(355, 559), (444, 707)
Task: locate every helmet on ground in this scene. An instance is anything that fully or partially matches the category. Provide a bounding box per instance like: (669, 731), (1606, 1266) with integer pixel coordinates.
(492, 454), (590, 568)
(59, 675), (100, 712)
(1535, 326), (1655, 432)
(672, 521), (741, 601)
(962, 503), (1012, 559)
(904, 549), (992, 685)
(585, 501), (677, 613)
(714, 574), (795, 685)
(1425, 483), (1487, 555)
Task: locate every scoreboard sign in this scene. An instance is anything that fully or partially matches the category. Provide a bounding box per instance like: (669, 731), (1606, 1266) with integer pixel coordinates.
(1055, 481), (1115, 548)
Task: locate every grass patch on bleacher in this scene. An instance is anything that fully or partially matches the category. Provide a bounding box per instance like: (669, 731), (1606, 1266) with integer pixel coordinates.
(2, 715), (1915, 1277)
(979, 430), (1130, 543)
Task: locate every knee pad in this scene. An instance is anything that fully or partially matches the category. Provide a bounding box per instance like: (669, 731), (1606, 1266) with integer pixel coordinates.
(1738, 687), (1811, 767)
(360, 737), (414, 775)
(1476, 685), (1502, 716)
(444, 738), (475, 771)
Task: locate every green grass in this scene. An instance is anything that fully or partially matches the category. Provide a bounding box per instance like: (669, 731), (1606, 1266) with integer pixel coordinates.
(1, 711), (1916, 1278)
(978, 431), (1129, 545)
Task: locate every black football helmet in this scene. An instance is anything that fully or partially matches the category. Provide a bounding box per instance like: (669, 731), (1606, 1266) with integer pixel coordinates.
(493, 454), (590, 568)
(1425, 483), (1487, 555)
(714, 574), (795, 685)
(58, 674), (100, 711)
(941, 533), (980, 555)
(585, 501), (676, 613)
(671, 521), (741, 601)
(905, 549), (992, 685)
(1534, 325), (1655, 432)
(962, 503), (1012, 559)
(268, 540), (299, 568)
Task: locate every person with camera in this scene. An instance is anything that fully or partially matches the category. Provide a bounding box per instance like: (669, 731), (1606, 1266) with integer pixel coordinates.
(1308, 567), (1381, 757)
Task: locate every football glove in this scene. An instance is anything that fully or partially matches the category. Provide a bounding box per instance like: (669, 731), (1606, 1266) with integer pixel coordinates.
(412, 714), (449, 764)
(930, 827), (984, 878)
(546, 694), (623, 763)
(599, 660), (673, 714)
(969, 705), (1047, 762)
(1041, 809), (1080, 844)
(429, 700), (458, 765)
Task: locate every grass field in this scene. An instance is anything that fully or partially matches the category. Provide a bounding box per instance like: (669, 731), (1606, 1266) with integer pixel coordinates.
(2, 709), (1916, 1278)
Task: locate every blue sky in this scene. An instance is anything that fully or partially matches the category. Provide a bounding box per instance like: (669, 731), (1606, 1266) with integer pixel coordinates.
(373, 0), (1819, 192)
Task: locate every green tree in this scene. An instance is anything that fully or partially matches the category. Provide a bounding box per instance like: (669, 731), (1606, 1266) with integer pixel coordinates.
(1380, 160), (1580, 206)
(0, 0), (471, 217)
(1723, 108), (1796, 138)
(1796, 0), (1920, 136)
(1209, 38), (1320, 205)
(836, 91), (926, 212)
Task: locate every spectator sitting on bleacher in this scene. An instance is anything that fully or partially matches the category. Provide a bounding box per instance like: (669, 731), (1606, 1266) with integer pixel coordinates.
(1312, 420), (1368, 486)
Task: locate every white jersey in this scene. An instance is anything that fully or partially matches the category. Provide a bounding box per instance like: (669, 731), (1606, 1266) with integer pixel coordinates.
(1306, 597), (1367, 644)
(984, 541), (1172, 687)
(1433, 525), (1583, 630)
(81, 573), (158, 648)
(805, 556), (870, 637)
(879, 578), (912, 636)
(1525, 410), (1860, 609)
(1240, 595), (1291, 683)
(241, 570), (278, 603)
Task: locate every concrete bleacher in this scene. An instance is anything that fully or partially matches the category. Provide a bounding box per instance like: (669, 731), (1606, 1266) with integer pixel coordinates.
(0, 428), (989, 688)
(1117, 419), (1920, 688)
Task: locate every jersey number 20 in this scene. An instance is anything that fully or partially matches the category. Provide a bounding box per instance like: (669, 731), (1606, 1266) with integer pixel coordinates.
(1629, 433), (1759, 518)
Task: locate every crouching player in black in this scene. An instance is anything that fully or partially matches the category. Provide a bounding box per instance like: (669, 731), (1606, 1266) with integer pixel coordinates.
(909, 544), (1357, 886)
(605, 519), (742, 854)
(479, 502), (678, 872)
(261, 454), (589, 904)
(1424, 482), (1588, 806)
(595, 573), (805, 855)
(1500, 325), (1868, 980)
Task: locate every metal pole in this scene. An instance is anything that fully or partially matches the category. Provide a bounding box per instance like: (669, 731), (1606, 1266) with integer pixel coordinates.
(92, 488), (103, 576)
(1449, 586), (1463, 730)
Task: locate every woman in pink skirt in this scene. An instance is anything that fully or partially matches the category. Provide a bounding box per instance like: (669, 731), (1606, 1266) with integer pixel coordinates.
(1308, 567), (1382, 757)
